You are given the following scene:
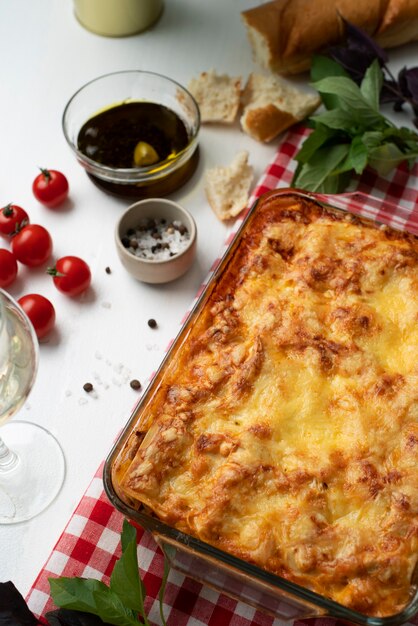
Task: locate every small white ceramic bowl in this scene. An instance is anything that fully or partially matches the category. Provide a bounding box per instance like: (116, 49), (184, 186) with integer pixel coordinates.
(115, 198), (197, 283)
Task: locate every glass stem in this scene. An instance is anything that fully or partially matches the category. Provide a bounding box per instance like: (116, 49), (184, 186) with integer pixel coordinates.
(0, 436), (18, 472)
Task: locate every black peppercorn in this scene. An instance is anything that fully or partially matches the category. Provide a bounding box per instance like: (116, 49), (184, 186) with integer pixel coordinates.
(130, 379), (142, 390)
(83, 382), (93, 393)
(148, 318), (157, 329)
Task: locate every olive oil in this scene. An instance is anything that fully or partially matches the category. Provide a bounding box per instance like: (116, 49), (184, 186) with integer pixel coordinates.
(77, 101), (189, 169)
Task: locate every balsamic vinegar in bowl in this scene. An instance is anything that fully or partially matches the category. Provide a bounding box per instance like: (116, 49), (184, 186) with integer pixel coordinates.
(77, 101), (190, 169)
(62, 71), (200, 198)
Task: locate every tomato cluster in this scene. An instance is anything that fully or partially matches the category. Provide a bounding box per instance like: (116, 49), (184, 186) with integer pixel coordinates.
(0, 169), (91, 339)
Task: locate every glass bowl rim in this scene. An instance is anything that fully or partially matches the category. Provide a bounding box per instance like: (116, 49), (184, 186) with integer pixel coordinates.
(61, 69), (201, 177)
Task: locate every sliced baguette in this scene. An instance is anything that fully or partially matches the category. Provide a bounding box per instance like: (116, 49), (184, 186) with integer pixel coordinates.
(205, 151), (254, 221)
(241, 0), (418, 76)
(188, 69), (242, 123)
(240, 72), (320, 142)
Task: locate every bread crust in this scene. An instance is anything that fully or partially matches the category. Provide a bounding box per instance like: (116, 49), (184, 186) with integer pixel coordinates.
(240, 73), (320, 142)
(242, 0), (418, 75)
(242, 104), (297, 142)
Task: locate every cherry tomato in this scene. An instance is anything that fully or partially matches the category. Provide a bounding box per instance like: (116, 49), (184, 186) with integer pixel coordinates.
(11, 224), (53, 267)
(47, 255), (91, 296)
(0, 249), (18, 287)
(32, 168), (69, 208)
(0, 203), (29, 238)
(18, 294), (56, 340)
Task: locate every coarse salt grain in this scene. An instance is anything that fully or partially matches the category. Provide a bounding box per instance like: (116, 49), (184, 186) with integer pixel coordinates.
(123, 218), (190, 260)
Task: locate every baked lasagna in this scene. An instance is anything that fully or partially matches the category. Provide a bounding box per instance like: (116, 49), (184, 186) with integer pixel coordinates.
(113, 192), (418, 617)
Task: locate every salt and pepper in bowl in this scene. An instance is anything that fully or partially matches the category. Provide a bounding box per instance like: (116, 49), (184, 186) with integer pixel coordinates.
(115, 198), (197, 283)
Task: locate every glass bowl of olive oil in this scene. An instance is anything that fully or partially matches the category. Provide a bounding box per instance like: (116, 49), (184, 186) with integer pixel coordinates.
(62, 70), (200, 198)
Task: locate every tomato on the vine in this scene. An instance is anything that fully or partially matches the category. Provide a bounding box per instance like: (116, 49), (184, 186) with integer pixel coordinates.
(47, 255), (91, 296)
(11, 224), (53, 267)
(0, 203), (29, 238)
(0, 249), (18, 287)
(18, 294), (56, 340)
(32, 168), (69, 208)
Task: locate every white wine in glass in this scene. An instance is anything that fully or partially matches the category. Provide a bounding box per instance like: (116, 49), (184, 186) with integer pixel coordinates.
(0, 288), (65, 523)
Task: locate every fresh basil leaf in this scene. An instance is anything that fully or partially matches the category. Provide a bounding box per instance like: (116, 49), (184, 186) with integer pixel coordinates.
(90, 589), (139, 626)
(312, 109), (360, 133)
(362, 130), (385, 150)
(306, 170), (346, 194)
(110, 521), (150, 626)
(337, 136), (368, 174)
(49, 578), (139, 626)
(110, 542), (142, 613)
(360, 59), (383, 111)
(311, 55), (349, 109)
(293, 124), (337, 163)
(312, 76), (384, 127)
(382, 125), (418, 143)
(311, 55), (350, 82)
(120, 518), (137, 554)
(49, 578), (109, 613)
(48, 519), (162, 626)
(368, 143), (418, 176)
(292, 143), (350, 192)
(291, 160), (303, 184)
(111, 521), (140, 611)
(296, 31), (418, 190)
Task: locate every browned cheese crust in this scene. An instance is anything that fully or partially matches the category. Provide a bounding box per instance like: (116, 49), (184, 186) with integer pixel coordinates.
(116, 193), (418, 617)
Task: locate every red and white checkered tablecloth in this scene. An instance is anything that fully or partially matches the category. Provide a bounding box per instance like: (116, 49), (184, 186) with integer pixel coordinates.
(26, 124), (418, 626)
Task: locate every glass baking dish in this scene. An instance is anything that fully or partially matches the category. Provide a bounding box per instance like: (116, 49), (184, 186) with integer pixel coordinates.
(104, 188), (418, 626)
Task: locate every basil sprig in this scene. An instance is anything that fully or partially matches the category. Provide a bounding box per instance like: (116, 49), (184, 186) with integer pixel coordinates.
(49, 519), (168, 626)
(292, 57), (418, 193)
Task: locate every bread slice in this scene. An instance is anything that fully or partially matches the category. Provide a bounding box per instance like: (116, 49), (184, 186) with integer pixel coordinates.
(188, 70), (242, 123)
(241, 0), (418, 76)
(205, 151), (254, 221)
(240, 72), (320, 142)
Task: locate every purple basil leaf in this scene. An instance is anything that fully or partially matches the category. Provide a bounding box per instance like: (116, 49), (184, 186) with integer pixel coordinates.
(327, 46), (372, 83)
(0, 582), (40, 626)
(405, 67), (418, 102)
(326, 18), (388, 85)
(343, 18), (389, 65)
(398, 67), (411, 98)
(380, 80), (403, 105)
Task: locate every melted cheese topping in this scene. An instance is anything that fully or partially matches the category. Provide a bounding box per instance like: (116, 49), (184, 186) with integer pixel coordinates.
(115, 194), (418, 617)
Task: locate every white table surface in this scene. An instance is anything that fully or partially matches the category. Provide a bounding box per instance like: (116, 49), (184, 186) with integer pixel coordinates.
(0, 0), (417, 601)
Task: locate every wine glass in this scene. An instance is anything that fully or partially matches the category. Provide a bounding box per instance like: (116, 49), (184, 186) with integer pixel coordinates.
(0, 288), (65, 523)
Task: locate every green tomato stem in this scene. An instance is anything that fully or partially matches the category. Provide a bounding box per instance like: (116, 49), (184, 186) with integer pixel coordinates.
(46, 267), (65, 277)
